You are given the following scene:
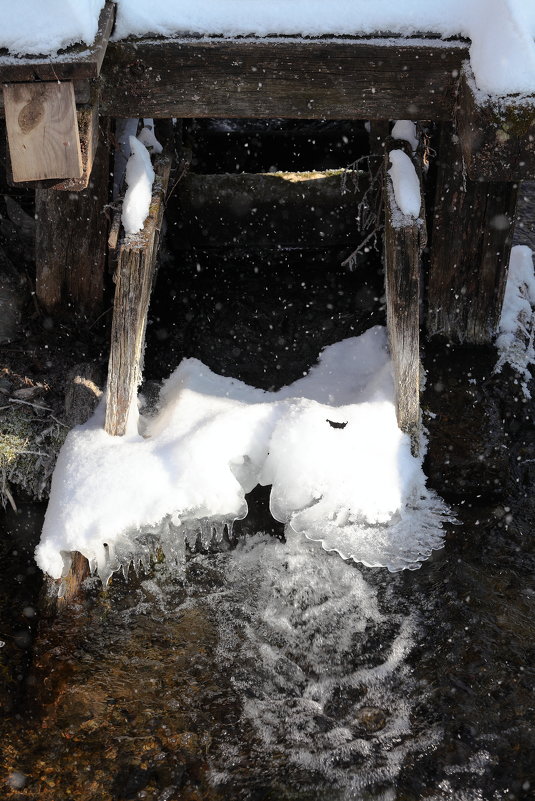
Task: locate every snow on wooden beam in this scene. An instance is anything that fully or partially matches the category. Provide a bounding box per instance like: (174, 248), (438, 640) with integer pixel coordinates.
(384, 140), (426, 448)
(456, 68), (535, 182)
(427, 123), (517, 344)
(105, 145), (173, 437)
(0, 0), (115, 82)
(100, 37), (466, 120)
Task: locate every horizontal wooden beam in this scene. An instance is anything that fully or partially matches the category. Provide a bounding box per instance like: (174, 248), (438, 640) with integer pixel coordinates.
(0, 0), (115, 82)
(457, 68), (535, 181)
(100, 37), (466, 119)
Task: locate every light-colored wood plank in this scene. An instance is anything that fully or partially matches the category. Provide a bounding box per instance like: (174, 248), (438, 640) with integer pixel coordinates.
(3, 80), (82, 182)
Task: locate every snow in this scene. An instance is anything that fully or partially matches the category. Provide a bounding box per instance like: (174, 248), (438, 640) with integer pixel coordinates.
(3, 2), (535, 98)
(121, 136), (155, 236)
(391, 121), (418, 153)
(495, 245), (535, 397)
(387, 150), (421, 220)
(35, 327), (450, 582)
(137, 119), (163, 154)
(1, 1), (105, 56)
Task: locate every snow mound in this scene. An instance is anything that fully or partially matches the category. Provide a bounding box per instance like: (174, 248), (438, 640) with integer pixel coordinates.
(2, 1), (105, 56)
(387, 150), (421, 220)
(121, 136), (155, 235)
(495, 245), (535, 396)
(35, 327), (450, 582)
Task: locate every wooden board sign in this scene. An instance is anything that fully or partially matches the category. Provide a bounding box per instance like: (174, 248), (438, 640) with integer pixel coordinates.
(3, 80), (82, 182)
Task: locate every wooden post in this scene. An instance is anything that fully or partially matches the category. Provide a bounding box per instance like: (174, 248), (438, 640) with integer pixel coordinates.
(3, 81), (82, 182)
(427, 123), (517, 344)
(384, 142), (426, 447)
(457, 68), (535, 182)
(105, 148), (173, 436)
(35, 121), (110, 316)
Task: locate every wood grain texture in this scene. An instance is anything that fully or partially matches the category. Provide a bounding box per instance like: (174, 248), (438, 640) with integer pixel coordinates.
(427, 124), (518, 344)
(100, 37), (465, 119)
(51, 91), (100, 191)
(105, 150), (173, 436)
(3, 81), (82, 182)
(384, 144), (426, 446)
(35, 121), (110, 315)
(0, 0), (115, 82)
(457, 69), (535, 182)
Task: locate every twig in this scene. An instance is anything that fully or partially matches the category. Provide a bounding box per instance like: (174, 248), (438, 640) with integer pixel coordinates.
(8, 398), (53, 412)
(50, 415), (69, 428)
(4, 485), (17, 513)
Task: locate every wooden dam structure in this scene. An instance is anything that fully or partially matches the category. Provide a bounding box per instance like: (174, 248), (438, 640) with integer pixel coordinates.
(1, 0), (534, 455)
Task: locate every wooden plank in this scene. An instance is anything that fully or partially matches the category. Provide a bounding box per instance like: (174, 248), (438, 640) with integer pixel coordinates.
(176, 170), (367, 249)
(3, 81), (82, 182)
(100, 37), (465, 119)
(105, 149), (173, 436)
(384, 143), (426, 445)
(51, 92), (100, 191)
(0, 0), (115, 82)
(35, 121), (110, 315)
(0, 80), (90, 116)
(457, 68), (535, 182)
(427, 123), (518, 344)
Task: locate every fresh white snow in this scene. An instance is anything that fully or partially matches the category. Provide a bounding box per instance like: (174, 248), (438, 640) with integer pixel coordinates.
(121, 136), (155, 235)
(495, 244), (535, 396)
(387, 150), (421, 220)
(35, 327), (449, 582)
(3, 1), (535, 97)
(2, 1), (105, 56)
(391, 121), (418, 153)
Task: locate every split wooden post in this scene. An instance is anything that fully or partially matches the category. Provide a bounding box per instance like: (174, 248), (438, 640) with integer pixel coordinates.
(35, 120), (110, 315)
(427, 123), (517, 343)
(105, 148), (173, 436)
(384, 140), (426, 447)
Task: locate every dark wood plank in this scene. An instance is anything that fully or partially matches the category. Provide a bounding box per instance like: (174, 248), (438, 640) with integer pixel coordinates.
(0, 0), (115, 82)
(100, 37), (466, 119)
(384, 142), (426, 446)
(427, 123), (518, 344)
(457, 68), (535, 181)
(35, 121), (110, 315)
(176, 170), (366, 249)
(105, 148), (173, 436)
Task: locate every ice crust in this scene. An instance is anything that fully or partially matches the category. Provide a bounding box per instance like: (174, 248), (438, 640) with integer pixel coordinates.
(495, 245), (535, 396)
(121, 136), (155, 235)
(387, 149), (421, 220)
(36, 327), (450, 582)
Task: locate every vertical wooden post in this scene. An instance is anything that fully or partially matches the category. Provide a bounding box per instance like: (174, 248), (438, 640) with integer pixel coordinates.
(35, 121), (110, 316)
(427, 123), (517, 343)
(105, 149), (173, 436)
(384, 143), (426, 447)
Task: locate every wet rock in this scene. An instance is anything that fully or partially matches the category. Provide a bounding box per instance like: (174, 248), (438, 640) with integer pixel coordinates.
(352, 706), (387, 735)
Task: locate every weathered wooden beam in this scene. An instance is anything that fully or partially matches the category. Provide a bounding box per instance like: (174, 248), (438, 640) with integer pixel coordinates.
(176, 170), (366, 249)
(427, 123), (517, 344)
(3, 81), (82, 182)
(384, 142), (426, 445)
(0, 0), (115, 82)
(100, 37), (465, 120)
(35, 121), (110, 315)
(457, 68), (535, 182)
(105, 149), (173, 436)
